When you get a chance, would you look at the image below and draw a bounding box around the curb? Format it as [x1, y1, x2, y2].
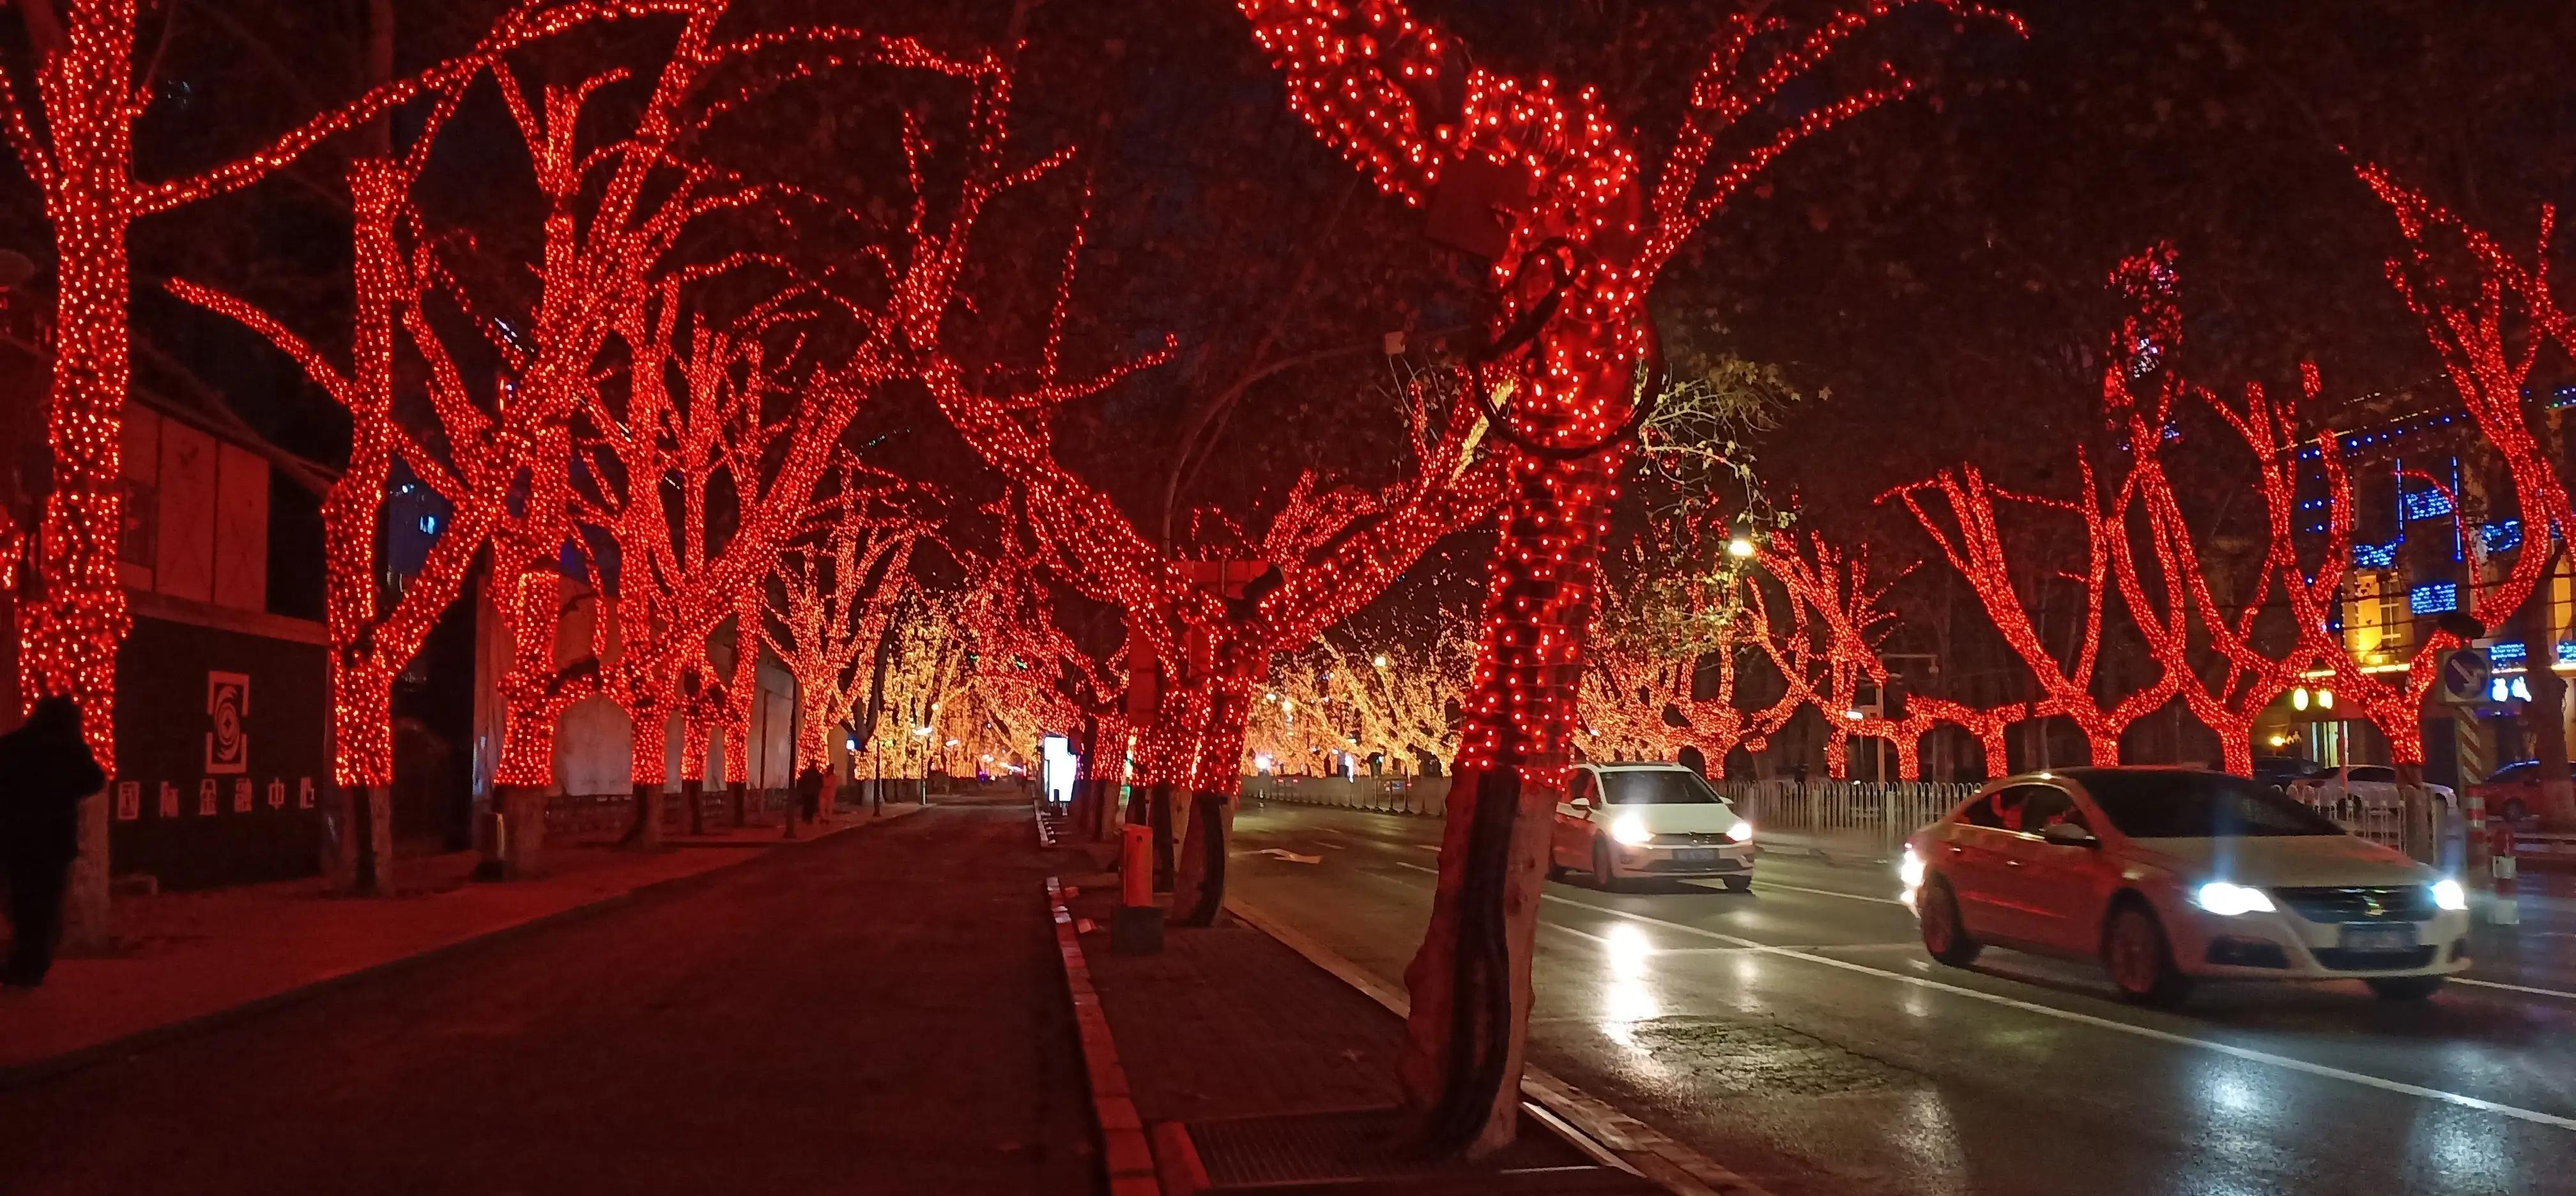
[1224, 894, 1778, 1196]
[0, 806, 916, 1091]
[1044, 875, 1160, 1196]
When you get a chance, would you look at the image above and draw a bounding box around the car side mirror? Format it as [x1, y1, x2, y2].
[2040, 822, 2099, 848]
[1568, 795, 1593, 811]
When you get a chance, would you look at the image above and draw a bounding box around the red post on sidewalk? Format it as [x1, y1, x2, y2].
[1112, 822, 1162, 954]
[2488, 820, 2520, 927]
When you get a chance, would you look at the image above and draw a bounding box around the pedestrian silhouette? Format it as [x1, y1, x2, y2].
[1, 696, 107, 988]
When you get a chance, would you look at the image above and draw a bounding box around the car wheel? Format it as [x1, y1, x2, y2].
[2103, 901, 2193, 1008]
[2501, 797, 2530, 823]
[1545, 858, 1568, 882]
[2366, 976, 2446, 1001]
[1591, 839, 1620, 891]
[1919, 876, 1981, 967]
[1719, 875, 1753, 893]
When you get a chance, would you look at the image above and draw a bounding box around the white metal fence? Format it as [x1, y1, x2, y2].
[1243, 774, 1450, 817]
[1716, 779, 1977, 861]
[2280, 782, 2457, 866]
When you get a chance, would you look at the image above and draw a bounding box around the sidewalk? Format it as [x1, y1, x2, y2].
[0, 802, 917, 1082]
[1048, 841, 1679, 1194]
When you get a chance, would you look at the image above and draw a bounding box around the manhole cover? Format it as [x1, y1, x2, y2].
[1620, 1017, 1917, 1096]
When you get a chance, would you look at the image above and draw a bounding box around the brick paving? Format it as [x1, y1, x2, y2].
[1068, 882, 1406, 1124]
[0, 795, 1095, 1195]
[0, 804, 917, 1078]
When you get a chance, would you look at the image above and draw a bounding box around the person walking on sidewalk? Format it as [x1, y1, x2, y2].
[1, 696, 107, 988]
[790, 765, 824, 839]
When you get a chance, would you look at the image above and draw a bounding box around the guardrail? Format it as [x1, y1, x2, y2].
[2280, 782, 2456, 866]
[1244, 774, 1450, 817]
[1715, 779, 1976, 862]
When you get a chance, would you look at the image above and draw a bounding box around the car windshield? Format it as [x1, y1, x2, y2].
[2347, 766, 2397, 783]
[1600, 770, 1728, 805]
[2078, 772, 2343, 838]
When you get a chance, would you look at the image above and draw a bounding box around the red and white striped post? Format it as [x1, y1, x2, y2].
[2487, 819, 2520, 927]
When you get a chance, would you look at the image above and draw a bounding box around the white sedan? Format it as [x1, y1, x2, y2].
[1549, 763, 1755, 891]
[1903, 767, 2472, 1006]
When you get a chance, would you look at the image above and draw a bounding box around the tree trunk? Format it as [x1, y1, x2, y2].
[326, 783, 396, 894]
[1171, 685, 1250, 925]
[1148, 780, 1176, 891]
[1170, 790, 1234, 925]
[1397, 762, 1555, 1156]
[728, 779, 747, 827]
[27, 84, 136, 956]
[62, 785, 111, 954]
[2527, 650, 2575, 825]
[683, 777, 706, 836]
[492, 783, 550, 879]
[622, 781, 664, 850]
[1398, 309, 1624, 1158]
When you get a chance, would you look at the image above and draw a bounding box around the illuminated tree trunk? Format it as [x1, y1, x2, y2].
[1170, 674, 1251, 926]
[622, 703, 668, 850]
[12, 8, 139, 953]
[1402, 325, 1626, 1158]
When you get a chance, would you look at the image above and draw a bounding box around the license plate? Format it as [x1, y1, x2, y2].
[2340, 923, 2418, 952]
[1674, 848, 1717, 863]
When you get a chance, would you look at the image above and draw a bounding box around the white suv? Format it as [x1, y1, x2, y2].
[1549, 763, 1755, 891]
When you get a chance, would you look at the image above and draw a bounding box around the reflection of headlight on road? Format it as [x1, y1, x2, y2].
[1610, 815, 1653, 847]
[1897, 846, 1926, 890]
[1727, 820, 1754, 843]
[2193, 882, 2275, 916]
[2433, 878, 2467, 911]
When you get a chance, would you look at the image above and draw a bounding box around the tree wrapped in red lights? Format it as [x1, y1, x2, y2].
[454, 11, 1005, 866]
[3, 0, 717, 928]
[1885, 457, 2176, 768]
[573, 284, 829, 850]
[1232, 0, 2018, 1154]
[2085, 245, 2326, 776]
[2351, 169, 2570, 806]
[763, 496, 922, 801]
[933, 338, 1503, 923]
[1584, 558, 1813, 772]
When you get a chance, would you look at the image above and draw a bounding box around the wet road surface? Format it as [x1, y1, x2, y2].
[1229, 801, 2576, 1196]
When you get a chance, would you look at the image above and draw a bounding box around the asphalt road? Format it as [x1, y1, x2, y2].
[0, 795, 1095, 1196]
[1228, 799, 2576, 1196]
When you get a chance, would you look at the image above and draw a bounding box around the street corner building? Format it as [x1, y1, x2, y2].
[101, 397, 332, 890]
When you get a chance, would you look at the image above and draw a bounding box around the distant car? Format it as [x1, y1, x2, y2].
[1549, 763, 1755, 891]
[1901, 767, 2471, 1006]
[2469, 760, 2544, 824]
[2250, 756, 2327, 788]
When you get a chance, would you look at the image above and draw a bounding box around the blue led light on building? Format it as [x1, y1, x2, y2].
[2558, 641, 2576, 664]
[2491, 641, 2528, 664]
[2352, 541, 2398, 569]
[2480, 520, 2524, 552]
[2408, 582, 2458, 615]
[2400, 489, 2454, 521]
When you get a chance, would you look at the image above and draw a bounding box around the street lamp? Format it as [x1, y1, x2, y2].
[1727, 535, 1757, 558]
[1373, 654, 1389, 669]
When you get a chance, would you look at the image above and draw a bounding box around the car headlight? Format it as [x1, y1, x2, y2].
[1609, 815, 1653, 847]
[2433, 878, 2468, 912]
[1726, 820, 1754, 843]
[2193, 882, 2275, 917]
[1897, 846, 1926, 889]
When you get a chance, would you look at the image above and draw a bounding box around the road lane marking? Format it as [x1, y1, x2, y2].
[1528, 885, 2576, 1133]
[1708, 877, 1908, 906]
[2453, 976, 2576, 1002]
